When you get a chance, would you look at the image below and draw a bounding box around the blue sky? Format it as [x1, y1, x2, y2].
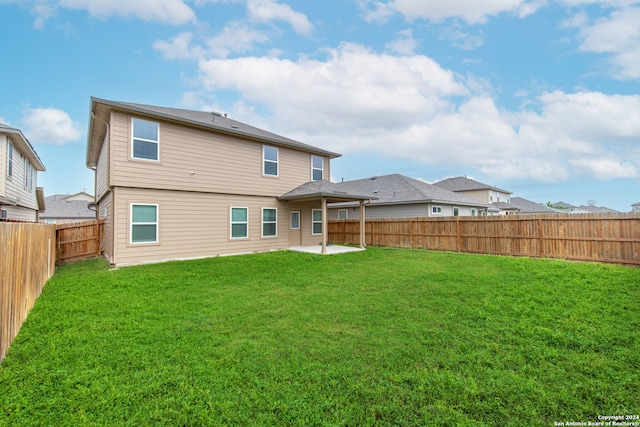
[1, 0, 639, 211]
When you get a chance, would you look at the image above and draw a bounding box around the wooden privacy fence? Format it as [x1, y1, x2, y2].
[1, 222, 56, 362]
[56, 219, 104, 265]
[329, 213, 640, 266]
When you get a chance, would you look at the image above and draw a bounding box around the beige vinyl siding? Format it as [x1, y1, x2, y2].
[110, 112, 325, 197]
[111, 187, 300, 266]
[461, 189, 490, 204]
[98, 191, 113, 263]
[96, 130, 109, 199]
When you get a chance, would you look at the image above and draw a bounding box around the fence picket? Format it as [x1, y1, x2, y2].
[329, 213, 640, 266]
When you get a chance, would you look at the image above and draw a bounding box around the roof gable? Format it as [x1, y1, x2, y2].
[336, 174, 488, 207]
[0, 123, 46, 171]
[87, 97, 340, 167]
[433, 176, 511, 194]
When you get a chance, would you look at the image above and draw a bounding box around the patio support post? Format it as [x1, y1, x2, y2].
[359, 200, 366, 249]
[321, 197, 328, 254]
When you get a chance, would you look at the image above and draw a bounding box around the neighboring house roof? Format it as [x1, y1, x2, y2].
[40, 194, 95, 220]
[87, 97, 341, 168]
[432, 176, 512, 194]
[553, 201, 576, 209]
[510, 197, 559, 214]
[330, 174, 489, 208]
[578, 205, 619, 213]
[279, 180, 376, 203]
[491, 202, 520, 212]
[0, 122, 46, 171]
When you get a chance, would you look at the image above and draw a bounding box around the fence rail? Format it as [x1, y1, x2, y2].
[56, 219, 104, 265]
[329, 213, 640, 266]
[1, 222, 56, 362]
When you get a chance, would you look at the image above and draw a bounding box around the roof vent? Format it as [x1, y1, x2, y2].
[371, 176, 378, 180]
[231, 125, 239, 129]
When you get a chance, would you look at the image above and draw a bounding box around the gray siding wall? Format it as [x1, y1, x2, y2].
[328, 203, 482, 219]
[1, 134, 39, 220]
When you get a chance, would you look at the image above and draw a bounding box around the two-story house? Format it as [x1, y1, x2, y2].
[0, 123, 46, 221]
[86, 98, 370, 266]
[433, 176, 518, 215]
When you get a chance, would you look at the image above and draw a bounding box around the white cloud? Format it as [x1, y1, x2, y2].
[574, 6, 640, 79]
[438, 21, 485, 50]
[204, 21, 269, 58]
[189, 44, 640, 183]
[361, 0, 542, 24]
[247, 0, 313, 35]
[385, 29, 419, 55]
[10, 0, 196, 27]
[22, 107, 82, 145]
[154, 23, 268, 60]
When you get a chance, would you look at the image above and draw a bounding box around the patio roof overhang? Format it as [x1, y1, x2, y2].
[279, 180, 378, 254]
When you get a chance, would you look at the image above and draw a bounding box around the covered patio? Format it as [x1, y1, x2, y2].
[279, 180, 376, 254]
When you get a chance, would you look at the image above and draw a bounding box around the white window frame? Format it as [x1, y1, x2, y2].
[312, 209, 322, 235]
[290, 211, 300, 230]
[131, 118, 160, 162]
[432, 206, 442, 215]
[7, 142, 13, 177]
[471, 209, 476, 217]
[230, 207, 249, 239]
[130, 203, 158, 244]
[261, 208, 278, 238]
[453, 207, 459, 217]
[1, 209, 7, 219]
[311, 155, 324, 181]
[263, 145, 279, 177]
[338, 209, 348, 220]
[30, 163, 34, 191]
[23, 158, 29, 189]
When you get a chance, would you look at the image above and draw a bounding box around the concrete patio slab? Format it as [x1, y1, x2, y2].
[288, 245, 364, 255]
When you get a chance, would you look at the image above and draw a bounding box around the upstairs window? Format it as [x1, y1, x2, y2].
[312, 156, 324, 181]
[24, 158, 29, 189]
[263, 146, 278, 176]
[132, 118, 159, 161]
[7, 142, 13, 177]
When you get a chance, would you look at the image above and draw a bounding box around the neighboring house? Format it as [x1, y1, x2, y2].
[86, 98, 370, 266]
[509, 197, 559, 215]
[576, 204, 619, 214]
[0, 123, 45, 221]
[551, 202, 590, 214]
[40, 192, 96, 224]
[632, 202, 640, 213]
[433, 176, 516, 215]
[327, 174, 489, 219]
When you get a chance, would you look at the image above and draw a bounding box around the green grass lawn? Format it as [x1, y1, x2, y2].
[1, 248, 638, 426]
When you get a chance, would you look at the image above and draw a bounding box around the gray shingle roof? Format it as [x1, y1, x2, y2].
[433, 176, 511, 194]
[89, 97, 340, 160]
[509, 197, 558, 214]
[279, 180, 375, 202]
[333, 174, 489, 207]
[40, 194, 95, 219]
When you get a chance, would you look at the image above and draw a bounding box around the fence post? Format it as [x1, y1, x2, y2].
[538, 217, 544, 258]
